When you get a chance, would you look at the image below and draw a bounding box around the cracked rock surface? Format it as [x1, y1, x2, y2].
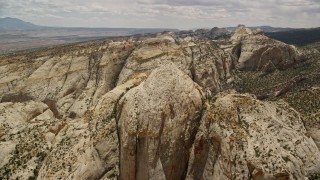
[187, 91, 320, 179]
[118, 64, 203, 180]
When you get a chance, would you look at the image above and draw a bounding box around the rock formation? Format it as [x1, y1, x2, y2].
[223, 25, 304, 72]
[118, 64, 203, 180]
[175, 27, 230, 40]
[0, 26, 319, 180]
[116, 34, 234, 95]
[187, 91, 320, 179]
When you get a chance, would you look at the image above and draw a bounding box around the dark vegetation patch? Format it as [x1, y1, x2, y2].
[68, 111, 77, 119]
[265, 28, 320, 45]
[1, 93, 33, 103]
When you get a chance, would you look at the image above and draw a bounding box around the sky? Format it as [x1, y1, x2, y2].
[0, 0, 319, 29]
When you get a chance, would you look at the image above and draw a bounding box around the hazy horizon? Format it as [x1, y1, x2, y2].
[1, 0, 319, 29]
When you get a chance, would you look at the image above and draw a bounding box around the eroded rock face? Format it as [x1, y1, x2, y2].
[0, 40, 137, 117]
[118, 64, 203, 180]
[117, 34, 235, 95]
[227, 26, 303, 71]
[36, 75, 146, 180]
[187, 91, 320, 179]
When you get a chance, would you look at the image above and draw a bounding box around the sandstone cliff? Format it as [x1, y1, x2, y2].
[0, 27, 319, 180]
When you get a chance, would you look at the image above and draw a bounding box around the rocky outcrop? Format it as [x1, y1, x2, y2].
[0, 41, 137, 116]
[225, 25, 303, 71]
[118, 64, 203, 180]
[187, 91, 320, 179]
[36, 75, 146, 180]
[117, 34, 234, 95]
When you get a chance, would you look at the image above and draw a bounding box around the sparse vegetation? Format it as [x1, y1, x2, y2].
[254, 147, 261, 157]
[27, 176, 36, 180]
[282, 156, 290, 162]
[309, 173, 320, 180]
[234, 42, 320, 127]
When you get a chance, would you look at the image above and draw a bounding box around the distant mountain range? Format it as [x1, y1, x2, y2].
[0, 17, 179, 53]
[1, 17, 319, 53]
[225, 26, 298, 32]
[0, 17, 179, 32]
[0, 17, 317, 34]
[0, 17, 40, 29]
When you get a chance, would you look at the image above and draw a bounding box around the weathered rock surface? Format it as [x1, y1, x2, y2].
[36, 73, 147, 180]
[118, 64, 203, 180]
[0, 30, 319, 179]
[224, 25, 304, 71]
[187, 91, 320, 179]
[0, 40, 137, 116]
[0, 101, 56, 179]
[117, 34, 234, 95]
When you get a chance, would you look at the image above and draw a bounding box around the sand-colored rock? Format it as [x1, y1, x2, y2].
[118, 64, 203, 180]
[225, 26, 303, 71]
[187, 91, 320, 179]
[0, 101, 56, 179]
[37, 75, 146, 180]
[117, 34, 234, 95]
[0, 41, 137, 112]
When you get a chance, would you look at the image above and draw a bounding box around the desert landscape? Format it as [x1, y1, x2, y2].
[0, 0, 320, 179]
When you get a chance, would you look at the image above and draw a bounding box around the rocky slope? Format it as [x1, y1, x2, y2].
[0, 27, 319, 179]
